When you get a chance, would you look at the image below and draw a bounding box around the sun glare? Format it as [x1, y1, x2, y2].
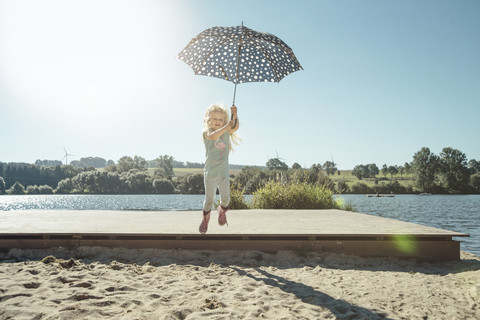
[0, 0, 190, 125]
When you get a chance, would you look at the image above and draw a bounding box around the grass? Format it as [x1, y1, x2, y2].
[172, 168, 203, 177]
[331, 170, 415, 189]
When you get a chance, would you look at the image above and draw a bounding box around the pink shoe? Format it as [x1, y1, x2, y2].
[199, 210, 211, 234]
[218, 205, 228, 226]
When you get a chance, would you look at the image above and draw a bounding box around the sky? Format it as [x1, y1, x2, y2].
[1, 0, 479, 170]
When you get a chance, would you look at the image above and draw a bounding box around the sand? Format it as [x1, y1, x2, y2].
[1, 248, 479, 320]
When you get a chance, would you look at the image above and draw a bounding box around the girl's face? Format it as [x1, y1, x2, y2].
[208, 111, 225, 130]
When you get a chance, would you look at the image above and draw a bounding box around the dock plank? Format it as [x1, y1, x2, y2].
[0, 209, 469, 261]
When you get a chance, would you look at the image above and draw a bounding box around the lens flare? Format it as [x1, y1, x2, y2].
[392, 235, 418, 254]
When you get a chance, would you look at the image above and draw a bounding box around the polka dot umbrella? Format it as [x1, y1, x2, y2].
[177, 23, 302, 123]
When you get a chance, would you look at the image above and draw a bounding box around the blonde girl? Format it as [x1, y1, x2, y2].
[199, 103, 240, 234]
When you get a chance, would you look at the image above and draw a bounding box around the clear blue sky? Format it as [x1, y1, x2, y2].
[1, 0, 479, 169]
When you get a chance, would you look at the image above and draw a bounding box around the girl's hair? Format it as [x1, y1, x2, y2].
[203, 103, 241, 152]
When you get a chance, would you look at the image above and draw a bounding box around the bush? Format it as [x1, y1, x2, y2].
[7, 181, 26, 195]
[153, 179, 175, 194]
[374, 180, 407, 194]
[228, 184, 249, 209]
[470, 173, 480, 193]
[335, 178, 349, 193]
[350, 182, 373, 194]
[26, 185, 40, 194]
[252, 181, 335, 209]
[27, 185, 54, 194]
[39, 185, 54, 194]
[174, 174, 204, 194]
[333, 196, 354, 211]
[0, 176, 5, 194]
[55, 178, 74, 194]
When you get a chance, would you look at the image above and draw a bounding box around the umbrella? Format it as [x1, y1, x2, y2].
[177, 23, 302, 124]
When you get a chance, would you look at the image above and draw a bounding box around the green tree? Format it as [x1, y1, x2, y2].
[78, 157, 107, 168]
[367, 163, 379, 178]
[322, 161, 337, 176]
[387, 165, 398, 178]
[398, 166, 405, 178]
[155, 155, 174, 180]
[381, 164, 388, 178]
[404, 162, 412, 175]
[233, 166, 262, 191]
[92, 171, 126, 194]
[470, 173, 480, 193]
[55, 178, 75, 194]
[291, 162, 302, 170]
[352, 165, 368, 180]
[153, 179, 175, 194]
[116, 156, 146, 173]
[412, 147, 439, 192]
[266, 158, 288, 171]
[186, 174, 204, 194]
[124, 170, 154, 194]
[439, 147, 470, 193]
[71, 170, 98, 193]
[468, 159, 480, 173]
[175, 173, 204, 194]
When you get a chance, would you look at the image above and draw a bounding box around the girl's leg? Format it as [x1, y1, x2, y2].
[203, 175, 218, 212]
[217, 176, 230, 226]
[218, 176, 230, 208]
[200, 175, 218, 234]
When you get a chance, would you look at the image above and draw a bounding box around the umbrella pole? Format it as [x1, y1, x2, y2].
[231, 83, 238, 128]
[232, 83, 238, 106]
[231, 22, 243, 127]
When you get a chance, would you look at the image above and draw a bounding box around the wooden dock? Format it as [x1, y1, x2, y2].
[0, 209, 469, 261]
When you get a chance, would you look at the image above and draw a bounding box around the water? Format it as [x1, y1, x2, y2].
[0, 194, 207, 211]
[338, 194, 480, 257]
[1, 194, 479, 256]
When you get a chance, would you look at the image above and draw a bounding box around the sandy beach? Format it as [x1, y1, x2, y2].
[1, 247, 479, 320]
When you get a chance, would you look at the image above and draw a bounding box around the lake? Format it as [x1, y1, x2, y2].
[1, 194, 479, 257]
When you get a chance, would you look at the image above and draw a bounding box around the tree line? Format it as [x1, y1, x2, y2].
[0, 155, 203, 195]
[1, 147, 479, 195]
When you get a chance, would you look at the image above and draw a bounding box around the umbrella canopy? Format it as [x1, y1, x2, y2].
[177, 24, 302, 104]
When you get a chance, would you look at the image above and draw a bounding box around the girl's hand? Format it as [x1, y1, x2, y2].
[231, 105, 237, 116]
[227, 119, 234, 127]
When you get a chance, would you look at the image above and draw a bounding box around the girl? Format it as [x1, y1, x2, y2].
[199, 104, 240, 234]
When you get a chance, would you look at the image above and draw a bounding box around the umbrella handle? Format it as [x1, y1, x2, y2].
[231, 82, 238, 128]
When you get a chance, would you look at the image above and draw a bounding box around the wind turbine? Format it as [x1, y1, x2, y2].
[275, 150, 286, 162]
[62, 147, 76, 165]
